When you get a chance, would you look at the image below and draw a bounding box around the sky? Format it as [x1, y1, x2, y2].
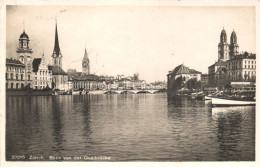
[6, 6, 256, 82]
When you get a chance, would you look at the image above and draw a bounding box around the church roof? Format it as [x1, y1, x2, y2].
[170, 64, 191, 75]
[48, 65, 67, 75]
[221, 28, 226, 35]
[6, 58, 25, 67]
[32, 58, 42, 72]
[231, 30, 237, 37]
[52, 22, 61, 56]
[83, 48, 89, 61]
[189, 69, 202, 74]
[19, 31, 29, 39]
[215, 60, 227, 66]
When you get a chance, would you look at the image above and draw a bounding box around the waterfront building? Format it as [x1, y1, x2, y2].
[67, 48, 105, 91]
[32, 53, 52, 89]
[16, 30, 33, 87]
[6, 58, 26, 89]
[208, 28, 255, 90]
[48, 22, 68, 91]
[226, 52, 256, 82]
[167, 64, 202, 96]
[167, 64, 201, 83]
[208, 28, 240, 88]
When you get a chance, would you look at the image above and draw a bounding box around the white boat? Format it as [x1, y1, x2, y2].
[205, 96, 212, 100]
[72, 90, 81, 95]
[211, 97, 255, 107]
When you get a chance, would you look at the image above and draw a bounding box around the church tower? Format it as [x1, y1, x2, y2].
[17, 29, 33, 85]
[229, 30, 239, 59]
[51, 21, 63, 68]
[82, 48, 90, 75]
[218, 28, 229, 61]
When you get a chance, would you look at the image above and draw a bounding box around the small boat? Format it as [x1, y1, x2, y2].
[204, 96, 212, 100]
[211, 97, 255, 107]
[72, 90, 81, 95]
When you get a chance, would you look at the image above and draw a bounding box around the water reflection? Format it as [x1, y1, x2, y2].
[6, 94, 255, 161]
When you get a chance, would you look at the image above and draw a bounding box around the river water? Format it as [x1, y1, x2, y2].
[6, 93, 255, 161]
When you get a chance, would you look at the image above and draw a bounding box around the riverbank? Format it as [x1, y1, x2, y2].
[6, 90, 52, 96]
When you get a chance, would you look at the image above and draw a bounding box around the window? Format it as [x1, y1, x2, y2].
[16, 74, 18, 80]
[21, 74, 23, 80]
[248, 65, 250, 68]
[28, 75, 30, 80]
[11, 83, 14, 89]
[11, 73, 13, 80]
[21, 83, 24, 88]
[245, 65, 246, 69]
[16, 83, 19, 89]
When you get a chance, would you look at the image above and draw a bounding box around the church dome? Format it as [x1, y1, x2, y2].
[221, 29, 226, 35]
[220, 28, 227, 43]
[19, 31, 29, 39]
[231, 30, 237, 37]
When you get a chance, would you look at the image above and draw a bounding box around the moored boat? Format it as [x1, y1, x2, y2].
[211, 97, 255, 107]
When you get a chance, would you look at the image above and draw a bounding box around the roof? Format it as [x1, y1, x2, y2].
[48, 65, 67, 75]
[189, 69, 201, 74]
[170, 64, 191, 75]
[231, 30, 236, 37]
[221, 28, 226, 35]
[52, 22, 61, 56]
[215, 60, 227, 66]
[71, 74, 101, 81]
[6, 58, 25, 67]
[19, 31, 29, 39]
[32, 58, 42, 72]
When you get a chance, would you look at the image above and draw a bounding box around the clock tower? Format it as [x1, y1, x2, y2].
[82, 48, 90, 75]
[51, 21, 63, 68]
[17, 30, 33, 86]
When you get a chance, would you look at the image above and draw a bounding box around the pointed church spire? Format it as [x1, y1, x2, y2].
[83, 47, 89, 60]
[53, 20, 61, 56]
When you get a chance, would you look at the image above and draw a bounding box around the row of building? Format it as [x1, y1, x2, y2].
[167, 28, 256, 93]
[6, 22, 166, 91]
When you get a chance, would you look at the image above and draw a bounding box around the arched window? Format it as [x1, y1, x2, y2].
[28, 75, 30, 80]
[21, 74, 23, 81]
[11, 73, 13, 80]
[16, 83, 19, 89]
[11, 83, 14, 89]
[21, 83, 24, 89]
[16, 74, 18, 80]
[54, 59, 57, 65]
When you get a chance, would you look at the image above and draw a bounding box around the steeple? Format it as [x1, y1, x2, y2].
[51, 20, 63, 67]
[53, 20, 61, 56]
[82, 47, 90, 75]
[218, 27, 229, 61]
[83, 47, 89, 60]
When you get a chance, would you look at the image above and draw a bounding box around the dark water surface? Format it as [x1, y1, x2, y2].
[6, 93, 255, 161]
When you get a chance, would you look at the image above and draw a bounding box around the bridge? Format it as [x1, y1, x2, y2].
[89, 90, 158, 94]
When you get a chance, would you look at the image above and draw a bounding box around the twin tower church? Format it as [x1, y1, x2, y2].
[6, 21, 91, 91]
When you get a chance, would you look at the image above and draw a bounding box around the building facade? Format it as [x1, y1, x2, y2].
[32, 53, 53, 89]
[6, 58, 26, 89]
[226, 53, 256, 82]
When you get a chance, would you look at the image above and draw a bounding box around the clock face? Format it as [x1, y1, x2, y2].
[82, 61, 88, 67]
[27, 57, 31, 61]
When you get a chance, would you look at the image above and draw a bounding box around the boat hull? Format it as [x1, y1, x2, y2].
[211, 97, 255, 107]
